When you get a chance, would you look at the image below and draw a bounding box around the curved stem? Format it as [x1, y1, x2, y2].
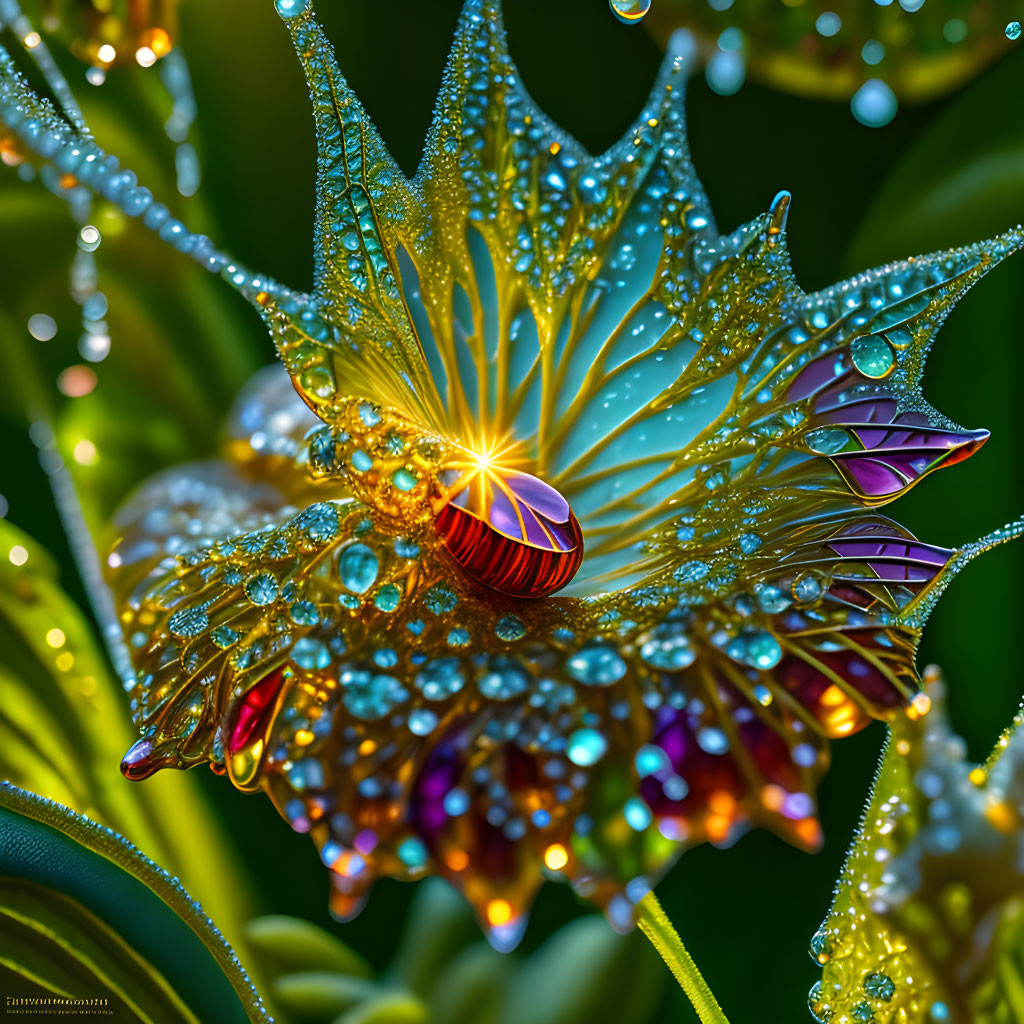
[637, 892, 730, 1024]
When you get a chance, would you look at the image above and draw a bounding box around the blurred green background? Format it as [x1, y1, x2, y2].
[1, 1, 1023, 1020]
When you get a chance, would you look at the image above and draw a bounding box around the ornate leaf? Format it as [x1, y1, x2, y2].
[811, 669, 1024, 1024]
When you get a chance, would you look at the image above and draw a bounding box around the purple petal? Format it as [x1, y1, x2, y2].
[503, 470, 570, 523]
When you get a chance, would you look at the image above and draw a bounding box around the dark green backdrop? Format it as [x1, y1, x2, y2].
[1, 1, 1022, 1019]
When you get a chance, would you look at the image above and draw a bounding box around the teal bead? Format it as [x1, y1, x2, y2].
[391, 467, 418, 491]
[375, 583, 402, 612]
[339, 544, 378, 594]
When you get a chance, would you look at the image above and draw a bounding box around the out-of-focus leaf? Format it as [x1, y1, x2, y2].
[390, 879, 478, 998]
[244, 915, 373, 981]
[500, 917, 665, 1024]
[429, 943, 508, 1024]
[0, 782, 269, 1022]
[331, 993, 429, 1024]
[0, 518, 254, 958]
[846, 48, 1024, 270]
[811, 668, 1024, 1023]
[271, 972, 378, 1022]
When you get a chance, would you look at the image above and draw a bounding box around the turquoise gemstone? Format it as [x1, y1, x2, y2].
[289, 601, 319, 626]
[391, 467, 418, 491]
[296, 502, 339, 542]
[375, 583, 402, 612]
[211, 626, 239, 649]
[494, 615, 526, 642]
[424, 584, 458, 615]
[168, 606, 208, 637]
[351, 449, 374, 472]
[244, 573, 278, 606]
[339, 543, 378, 593]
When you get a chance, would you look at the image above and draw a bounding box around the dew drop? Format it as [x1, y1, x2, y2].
[850, 334, 895, 377]
[851, 79, 898, 127]
[609, 0, 651, 25]
[28, 313, 57, 341]
[1007, 21, 1022, 41]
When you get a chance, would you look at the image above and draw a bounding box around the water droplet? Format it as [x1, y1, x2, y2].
[815, 11, 841, 36]
[291, 637, 331, 670]
[851, 79, 898, 128]
[495, 615, 526, 642]
[415, 658, 465, 700]
[697, 726, 729, 754]
[863, 974, 895, 1002]
[851, 334, 895, 377]
[27, 313, 57, 341]
[861, 40, 885, 65]
[340, 668, 408, 719]
[478, 657, 530, 700]
[447, 628, 470, 647]
[850, 1003, 875, 1023]
[806, 427, 850, 455]
[408, 708, 439, 735]
[635, 745, 670, 777]
[807, 980, 831, 1023]
[567, 643, 627, 685]
[808, 928, 832, 963]
[942, 19, 966, 44]
[1007, 21, 1022, 41]
[275, 0, 310, 18]
[706, 49, 745, 96]
[609, 0, 651, 24]
[793, 573, 825, 603]
[299, 364, 335, 400]
[397, 836, 428, 868]
[624, 796, 652, 830]
[567, 728, 608, 766]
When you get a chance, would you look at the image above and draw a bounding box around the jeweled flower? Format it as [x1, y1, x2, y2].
[2, 0, 1020, 951]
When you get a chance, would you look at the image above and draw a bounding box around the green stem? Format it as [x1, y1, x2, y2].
[637, 892, 730, 1024]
